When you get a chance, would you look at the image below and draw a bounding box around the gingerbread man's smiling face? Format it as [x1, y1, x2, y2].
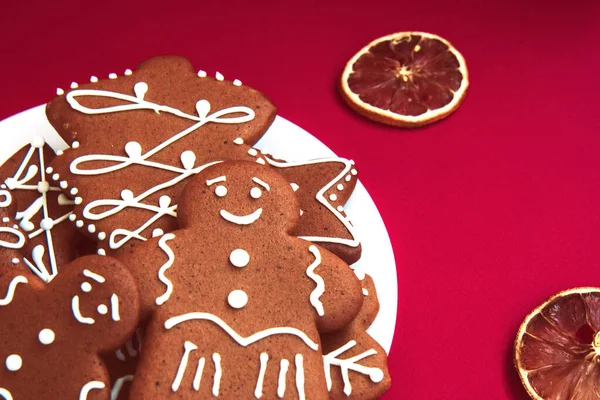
[179, 161, 300, 234]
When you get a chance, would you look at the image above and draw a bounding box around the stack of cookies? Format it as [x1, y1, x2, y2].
[0, 56, 391, 399]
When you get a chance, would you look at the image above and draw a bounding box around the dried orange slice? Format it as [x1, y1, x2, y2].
[515, 287, 600, 399]
[341, 32, 468, 127]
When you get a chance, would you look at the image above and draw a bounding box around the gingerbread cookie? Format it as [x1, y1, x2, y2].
[321, 273, 391, 399]
[114, 160, 363, 398]
[0, 136, 85, 282]
[46, 56, 277, 254]
[263, 154, 362, 264]
[0, 255, 140, 399]
[0, 202, 27, 267]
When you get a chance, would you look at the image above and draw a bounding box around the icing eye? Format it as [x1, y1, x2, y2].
[215, 185, 227, 197]
[250, 187, 262, 199]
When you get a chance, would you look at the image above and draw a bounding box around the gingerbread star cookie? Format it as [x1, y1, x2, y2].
[0, 137, 87, 281]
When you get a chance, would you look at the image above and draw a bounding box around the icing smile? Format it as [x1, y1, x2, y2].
[220, 208, 263, 225]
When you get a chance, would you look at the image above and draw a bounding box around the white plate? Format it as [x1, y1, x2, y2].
[0, 105, 398, 353]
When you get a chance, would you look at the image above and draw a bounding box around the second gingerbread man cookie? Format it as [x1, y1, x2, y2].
[118, 160, 364, 398]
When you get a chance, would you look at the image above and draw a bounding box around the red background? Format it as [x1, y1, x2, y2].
[2, 0, 600, 398]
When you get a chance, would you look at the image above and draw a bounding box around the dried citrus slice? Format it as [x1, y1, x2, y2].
[515, 287, 600, 399]
[341, 32, 468, 127]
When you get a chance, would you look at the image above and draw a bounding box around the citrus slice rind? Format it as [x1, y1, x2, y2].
[515, 287, 600, 400]
[341, 31, 469, 127]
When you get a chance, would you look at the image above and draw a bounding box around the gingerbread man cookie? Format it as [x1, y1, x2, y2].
[0, 255, 140, 399]
[116, 160, 364, 398]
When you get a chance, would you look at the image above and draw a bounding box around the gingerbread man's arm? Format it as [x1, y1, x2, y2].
[306, 244, 363, 333]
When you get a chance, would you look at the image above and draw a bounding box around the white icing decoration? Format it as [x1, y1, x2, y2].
[337, 184, 344, 191]
[88, 224, 96, 233]
[97, 249, 106, 256]
[66, 81, 254, 249]
[152, 228, 164, 238]
[306, 246, 325, 316]
[115, 349, 126, 362]
[229, 249, 250, 268]
[233, 137, 244, 145]
[69, 214, 77, 221]
[212, 353, 222, 396]
[1, 217, 9, 223]
[71, 187, 79, 195]
[233, 79, 242, 86]
[215, 71, 224, 81]
[323, 340, 384, 395]
[72, 141, 80, 148]
[265, 156, 360, 248]
[252, 177, 270, 191]
[81, 282, 92, 292]
[38, 328, 55, 345]
[290, 183, 299, 192]
[351, 169, 358, 175]
[255, 353, 269, 398]
[76, 220, 84, 228]
[79, 381, 105, 400]
[97, 304, 108, 315]
[180, 150, 196, 170]
[256, 158, 266, 165]
[277, 359, 289, 398]
[329, 193, 337, 202]
[193, 357, 206, 391]
[250, 187, 262, 199]
[90, 76, 98, 83]
[109, 73, 117, 79]
[72, 296, 95, 324]
[295, 354, 306, 400]
[0, 388, 13, 400]
[206, 176, 226, 186]
[111, 294, 120, 321]
[220, 208, 262, 225]
[172, 341, 197, 391]
[228, 289, 248, 309]
[98, 232, 107, 240]
[56, 88, 64, 95]
[156, 233, 176, 306]
[110, 375, 133, 400]
[11, 258, 19, 265]
[337, 206, 344, 212]
[0, 276, 28, 306]
[83, 269, 105, 283]
[124, 69, 133, 76]
[0, 227, 26, 250]
[363, 288, 369, 296]
[165, 312, 318, 350]
[197, 70, 207, 77]
[57, 194, 74, 206]
[5, 355, 22, 371]
[248, 148, 258, 156]
[5, 140, 73, 282]
[215, 185, 228, 197]
[125, 338, 137, 357]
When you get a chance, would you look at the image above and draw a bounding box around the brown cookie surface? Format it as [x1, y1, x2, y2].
[321, 273, 392, 399]
[115, 161, 363, 398]
[0, 255, 140, 399]
[47, 56, 277, 254]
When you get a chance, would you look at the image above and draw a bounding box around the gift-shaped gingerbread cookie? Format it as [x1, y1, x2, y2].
[0, 255, 140, 399]
[117, 160, 364, 398]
